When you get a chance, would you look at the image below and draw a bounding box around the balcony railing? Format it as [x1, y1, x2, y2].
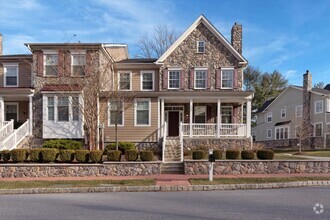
[181, 123, 247, 137]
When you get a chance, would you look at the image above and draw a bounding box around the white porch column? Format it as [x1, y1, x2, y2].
[161, 98, 165, 137]
[28, 95, 33, 135]
[189, 99, 193, 138]
[217, 99, 221, 138]
[246, 99, 252, 137]
[0, 97, 4, 126]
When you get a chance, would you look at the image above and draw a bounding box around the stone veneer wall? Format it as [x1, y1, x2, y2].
[183, 137, 252, 150]
[255, 137, 324, 149]
[0, 162, 161, 178]
[184, 160, 330, 175]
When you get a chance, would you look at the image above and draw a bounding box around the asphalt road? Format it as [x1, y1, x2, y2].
[0, 187, 329, 220]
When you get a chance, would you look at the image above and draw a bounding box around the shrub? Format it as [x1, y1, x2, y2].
[125, 149, 138, 161]
[183, 148, 192, 157]
[213, 150, 222, 159]
[90, 150, 103, 163]
[1, 150, 11, 162]
[140, 150, 154, 161]
[192, 150, 205, 160]
[226, 150, 240, 159]
[41, 148, 59, 162]
[59, 150, 75, 162]
[241, 150, 255, 160]
[11, 149, 28, 162]
[75, 150, 90, 163]
[105, 142, 135, 154]
[42, 139, 83, 150]
[29, 148, 43, 162]
[107, 150, 121, 161]
[257, 149, 274, 160]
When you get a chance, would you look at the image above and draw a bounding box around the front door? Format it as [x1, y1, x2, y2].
[168, 111, 179, 136]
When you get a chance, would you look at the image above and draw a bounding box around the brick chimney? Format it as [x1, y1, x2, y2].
[0, 33, 2, 56]
[302, 70, 313, 146]
[231, 22, 242, 54]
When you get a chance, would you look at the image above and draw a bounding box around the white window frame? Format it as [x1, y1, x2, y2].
[281, 109, 286, 118]
[266, 112, 272, 123]
[315, 100, 324, 114]
[267, 129, 272, 138]
[275, 126, 290, 140]
[43, 51, 58, 76]
[196, 40, 205, 53]
[194, 68, 207, 89]
[134, 98, 151, 126]
[47, 96, 55, 121]
[168, 68, 180, 89]
[194, 105, 207, 123]
[118, 71, 132, 91]
[108, 101, 124, 127]
[71, 51, 86, 76]
[221, 106, 233, 124]
[314, 122, 323, 137]
[71, 96, 80, 121]
[57, 96, 69, 122]
[296, 105, 302, 117]
[221, 67, 234, 89]
[140, 70, 155, 91]
[327, 99, 330, 112]
[4, 102, 19, 121]
[3, 63, 19, 87]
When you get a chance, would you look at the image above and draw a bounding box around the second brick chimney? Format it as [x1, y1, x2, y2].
[231, 23, 242, 54]
[302, 70, 313, 146]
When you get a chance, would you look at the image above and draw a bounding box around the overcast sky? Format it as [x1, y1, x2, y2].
[1, 0, 330, 86]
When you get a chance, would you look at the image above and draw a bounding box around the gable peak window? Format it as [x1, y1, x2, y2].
[221, 68, 234, 89]
[197, 41, 205, 53]
[281, 109, 286, 118]
[266, 112, 272, 123]
[45, 53, 58, 76]
[194, 68, 207, 89]
[119, 72, 131, 91]
[72, 53, 86, 76]
[4, 64, 18, 86]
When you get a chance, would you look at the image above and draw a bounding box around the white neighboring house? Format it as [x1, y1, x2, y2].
[252, 72, 330, 148]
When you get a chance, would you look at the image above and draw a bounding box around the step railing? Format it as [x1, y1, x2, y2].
[0, 120, 14, 141]
[162, 121, 167, 162]
[1, 120, 30, 150]
[179, 122, 183, 162]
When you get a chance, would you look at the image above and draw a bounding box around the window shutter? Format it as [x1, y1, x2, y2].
[207, 105, 212, 122]
[64, 51, 71, 76]
[85, 50, 92, 76]
[216, 68, 221, 89]
[233, 69, 238, 89]
[162, 69, 168, 89]
[207, 68, 211, 89]
[180, 70, 185, 89]
[233, 107, 238, 123]
[190, 68, 194, 89]
[58, 50, 64, 77]
[37, 51, 44, 76]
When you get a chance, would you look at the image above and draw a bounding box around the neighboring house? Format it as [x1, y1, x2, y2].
[0, 15, 254, 161]
[252, 71, 330, 149]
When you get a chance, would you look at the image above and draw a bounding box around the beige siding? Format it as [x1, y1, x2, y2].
[101, 97, 159, 142]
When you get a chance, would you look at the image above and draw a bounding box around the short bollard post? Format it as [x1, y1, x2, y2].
[208, 149, 215, 182]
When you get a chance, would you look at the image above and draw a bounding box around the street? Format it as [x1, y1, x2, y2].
[0, 187, 329, 220]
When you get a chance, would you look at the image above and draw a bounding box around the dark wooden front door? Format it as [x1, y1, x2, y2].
[168, 111, 179, 136]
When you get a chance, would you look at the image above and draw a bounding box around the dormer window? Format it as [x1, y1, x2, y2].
[197, 41, 205, 53]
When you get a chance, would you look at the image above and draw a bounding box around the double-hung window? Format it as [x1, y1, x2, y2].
[168, 70, 180, 89]
[221, 106, 232, 123]
[57, 97, 69, 121]
[296, 105, 302, 117]
[119, 72, 131, 90]
[197, 41, 205, 53]
[109, 101, 124, 126]
[275, 126, 289, 140]
[72, 97, 79, 121]
[281, 109, 286, 118]
[141, 71, 154, 91]
[315, 100, 323, 114]
[4, 64, 18, 86]
[221, 68, 233, 89]
[72, 54, 86, 76]
[194, 69, 207, 89]
[267, 129, 272, 138]
[194, 106, 206, 123]
[135, 99, 150, 126]
[45, 54, 58, 76]
[47, 97, 54, 121]
[266, 112, 272, 123]
[314, 123, 323, 137]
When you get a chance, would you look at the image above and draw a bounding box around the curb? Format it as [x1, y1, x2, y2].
[1, 181, 330, 195]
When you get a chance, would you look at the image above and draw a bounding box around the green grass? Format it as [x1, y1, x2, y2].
[274, 153, 309, 160]
[190, 177, 330, 185]
[0, 179, 155, 189]
[301, 151, 330, 157]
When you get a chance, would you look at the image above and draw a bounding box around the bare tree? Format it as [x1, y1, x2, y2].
[314, 82, 325, 89]
[137, 25, 179, 58]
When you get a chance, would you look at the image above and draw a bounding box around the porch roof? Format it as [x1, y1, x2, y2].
[0, 87, 34, 96]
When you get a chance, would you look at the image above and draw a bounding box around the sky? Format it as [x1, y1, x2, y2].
[0, 0, 330, 86]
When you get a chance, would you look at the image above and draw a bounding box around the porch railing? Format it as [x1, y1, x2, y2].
[162, 121, 167, 162]
[0, 120, 14, 142]
[181, 123, 246, 137]
[1, 120, 30, 150]
[179, 122, 183, 162]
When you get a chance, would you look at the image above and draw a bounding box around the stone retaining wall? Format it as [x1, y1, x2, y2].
[0, 162, 161, 178]
[184, 160, 330, 175]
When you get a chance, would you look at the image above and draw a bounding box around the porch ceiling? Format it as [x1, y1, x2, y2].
[0, 88, 34, 99]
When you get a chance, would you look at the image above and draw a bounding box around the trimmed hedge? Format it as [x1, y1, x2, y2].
[59, 150, 75, 162]
[42, 139, 83, 150]
[257, 149, 274, 160]
[125, 149, 138, 161]
[1, 150, 11, 162]
[105, 142, 135, 154]
[90, 150, 103, 163]
[41, 148, 59, 162]
[226, 150, 240, 159]
[140, 150, 153, 161]
[192, 150, 205, 160]
[107, 150, 121, 161]
[241, 150, 255, 160]
[75, 150, 90, 163]
[213, 150, 222, 159]
[11, 149, 28, 162]
[29, 148, 43, 162]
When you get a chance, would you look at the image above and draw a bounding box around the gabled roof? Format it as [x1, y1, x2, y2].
[256, 98, 275, 113]
[116, 58, 157, 64]
[156, 14, 248, 65]
[291, 85, 330, 95]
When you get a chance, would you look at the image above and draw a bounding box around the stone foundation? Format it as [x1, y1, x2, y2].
[183, 137, 252, 150]
[184, 160, 330, 175]
[255, 137, 324, 150]
[0, 162, 161, 178]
